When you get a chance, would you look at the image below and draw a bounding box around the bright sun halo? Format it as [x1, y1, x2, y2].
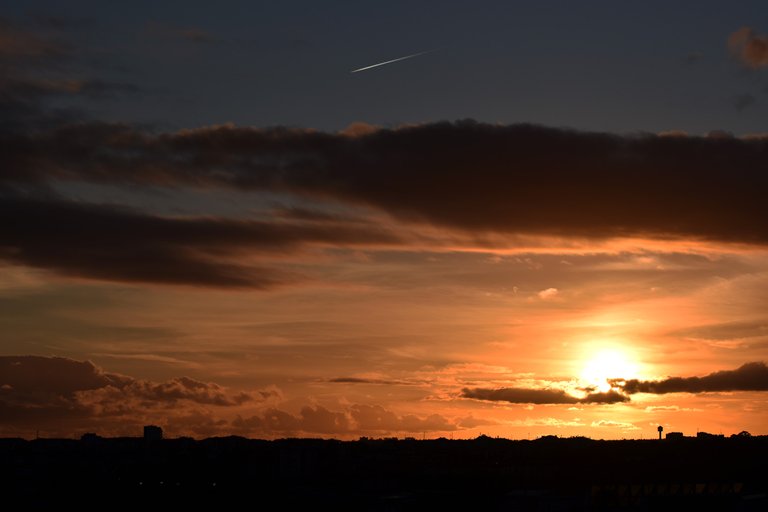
[580, 349, 638, 393]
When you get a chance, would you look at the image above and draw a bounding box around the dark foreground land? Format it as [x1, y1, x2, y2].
[1, 435, 767, 511]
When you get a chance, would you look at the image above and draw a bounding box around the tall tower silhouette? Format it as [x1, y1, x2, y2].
[657, 425, 663, 440]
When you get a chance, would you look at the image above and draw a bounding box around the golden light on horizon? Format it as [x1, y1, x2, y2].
[580, 348, 640, 393]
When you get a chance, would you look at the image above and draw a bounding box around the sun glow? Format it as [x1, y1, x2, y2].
[580, 349, 639, 393]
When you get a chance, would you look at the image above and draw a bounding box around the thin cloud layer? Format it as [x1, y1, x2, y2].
[0, 194, 402, 288]
[0, 18, 141, 132]
[461, 387, 629, 404]
[4, 122, 768, 244]
[232, 404, 457, 436]
[463, 362, 768, 405]
[614, 361, 768, 394]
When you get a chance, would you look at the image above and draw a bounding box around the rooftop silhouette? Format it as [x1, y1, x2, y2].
[1, 433, 766, 510]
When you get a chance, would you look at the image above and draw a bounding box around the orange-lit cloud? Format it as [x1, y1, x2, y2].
[232, 404, 458, 436]
[728, 27, 768, 68]
[461, 387, 629, 404]
[0, 356, 277, 432]
[0, 356, 478, 438]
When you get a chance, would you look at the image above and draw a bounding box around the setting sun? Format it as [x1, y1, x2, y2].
[580, 349, 639, 393]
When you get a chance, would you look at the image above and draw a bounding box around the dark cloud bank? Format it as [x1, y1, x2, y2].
[462, 362, 768, 405]
[2, 121, 768, 287]
[0, 194, 402, 288]
[4, 121, 768, 243]
[615, 361, 768, 395]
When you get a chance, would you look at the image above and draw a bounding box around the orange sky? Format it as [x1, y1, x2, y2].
[2, 231, 767, 440]
[1, 14, 768, 440]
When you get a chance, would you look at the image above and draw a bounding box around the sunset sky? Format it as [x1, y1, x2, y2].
[2, 1, 768, 440]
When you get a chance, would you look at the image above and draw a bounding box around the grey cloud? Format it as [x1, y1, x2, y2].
[462, 387, 581, 404]
[328, 377, 412, 385]
[461, 387, 629, 404]
[615, 362, 768, 394]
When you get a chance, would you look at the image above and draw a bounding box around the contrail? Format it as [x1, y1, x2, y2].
[351, 50, 435, 73]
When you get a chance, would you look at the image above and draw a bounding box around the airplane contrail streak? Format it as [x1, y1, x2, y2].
[350, 50, 435, 73]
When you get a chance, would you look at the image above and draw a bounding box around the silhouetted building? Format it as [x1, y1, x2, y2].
[1, 435, 766, 508]
[143, 425, 163, 441]
[80, 433, 102, 442]
[665, 432, 684, 440]
[697, 431, 724, 439]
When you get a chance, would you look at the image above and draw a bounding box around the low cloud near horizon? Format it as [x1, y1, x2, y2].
[461, 362, 768, 405]
[0, 355, 470, 438]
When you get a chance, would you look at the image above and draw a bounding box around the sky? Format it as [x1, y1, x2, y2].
[1, 1, 768, 440]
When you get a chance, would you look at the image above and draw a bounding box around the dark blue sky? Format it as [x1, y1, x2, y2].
[5, 0, 767, 133]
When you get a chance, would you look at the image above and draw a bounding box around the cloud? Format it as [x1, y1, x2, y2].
[0, 355, 127, 394]
[581, 390, 630, 404]
[0, 356, 460, 438]
[0, 355, 277, 435]
[462, 387, 580, 404]
[4, 122, 768, 245]
[614, 362, 768, 394]
[232, 404, 457, 436]
[0, 193, 403, 288]
[643, 405, 699, 412]
[537, 287, 559, 300]
[728, 27, 768, 69]
[591, 420, 639, 430]
[93, 376, 257, 407]
[460, 387, 628, 404]
[670, 321, 768, 341]
[457, 415, 498, 428]
[352, 404, 456, 432]
[328, 377, 411, 385]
